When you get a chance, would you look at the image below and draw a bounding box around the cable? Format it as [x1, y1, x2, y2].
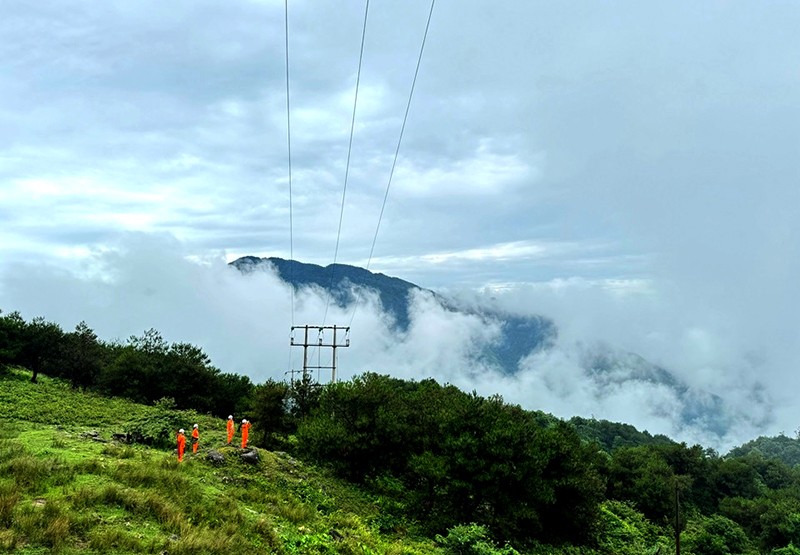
[284, 0, 296, 375]
[320, 0, 371, 328]
[348, 0, 436, 328]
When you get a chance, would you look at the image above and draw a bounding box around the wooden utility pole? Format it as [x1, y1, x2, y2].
[289, 325, 350, 384]
[675, 480, 681, 555]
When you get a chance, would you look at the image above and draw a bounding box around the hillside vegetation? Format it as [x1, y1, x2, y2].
[0, 368, 440, 554]
[5, 309, 800, 554]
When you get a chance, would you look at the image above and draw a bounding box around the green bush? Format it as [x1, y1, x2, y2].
[596, 500, 668, 555]
[0, 484, 19, 528]
[683, 513, 757, 555]
[124, 398, 199, 449]
[772, 544, 800, 555]
[436, 523, 520, 555]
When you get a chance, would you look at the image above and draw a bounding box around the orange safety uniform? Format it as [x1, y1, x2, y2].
[227, 417, 234, 444]
[241, 420, 251, 449]
[177, 431, 186, 462]
[192, 427, 199, 453]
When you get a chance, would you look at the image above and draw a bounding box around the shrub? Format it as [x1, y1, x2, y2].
[0, 485, 18, 528]
[436, 523, 520, 555]
[773, 544, 800, 555]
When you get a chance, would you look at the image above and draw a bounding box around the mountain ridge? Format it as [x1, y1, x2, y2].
[229, 256, 767, 445]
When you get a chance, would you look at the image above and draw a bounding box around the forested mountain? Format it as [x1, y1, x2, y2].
[232, 255, 557, 373]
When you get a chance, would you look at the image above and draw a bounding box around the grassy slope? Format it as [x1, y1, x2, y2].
[0, 369, 440, 554]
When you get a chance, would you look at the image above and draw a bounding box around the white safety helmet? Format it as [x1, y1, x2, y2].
[178, 429, 184, 434]
[228, 415, 233, 420]
[242, 419, 247, 424]
[193, 424, 198, 429]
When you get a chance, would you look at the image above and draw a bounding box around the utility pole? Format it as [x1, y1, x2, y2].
[675, 480, 681, 555]
[289, 325, 350, 384]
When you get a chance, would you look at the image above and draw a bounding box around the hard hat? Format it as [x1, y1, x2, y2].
[193, 424, 198, 428]
[228, 415, 233, 419]
[179, 429, 184, 434]
[242, 419, 247, 423]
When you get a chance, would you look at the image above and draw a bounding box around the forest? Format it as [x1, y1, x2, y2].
[3, 308, 800, 554]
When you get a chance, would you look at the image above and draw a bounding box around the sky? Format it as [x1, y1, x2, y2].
[2, 1, 800, 450]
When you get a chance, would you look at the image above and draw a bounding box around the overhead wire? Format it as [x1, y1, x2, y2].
[282, 0, 436, 375]
[320, 0, 371, 328]
[284, 0, 296, 376]
[348, 0, 436, 328]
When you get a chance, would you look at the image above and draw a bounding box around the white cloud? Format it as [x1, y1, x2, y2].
[394, 139, 537, 197]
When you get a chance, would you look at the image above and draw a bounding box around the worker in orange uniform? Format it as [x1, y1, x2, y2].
[241, 419, 251, 448]
[227, 415, 234, 444]
[191, 423, 199, 453]
[177, 428, 186, 462]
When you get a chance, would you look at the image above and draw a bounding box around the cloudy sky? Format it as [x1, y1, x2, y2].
[2, 1, 799, 449]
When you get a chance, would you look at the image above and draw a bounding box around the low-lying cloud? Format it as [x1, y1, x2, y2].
[1, 232, 791, 452]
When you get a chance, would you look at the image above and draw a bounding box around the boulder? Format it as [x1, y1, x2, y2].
[206, 449, 225, 465]
[240, 448, 260, 465]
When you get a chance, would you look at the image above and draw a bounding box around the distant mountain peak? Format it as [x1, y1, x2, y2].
[230, 256, 421, 329]
[229, 256, 555, 371]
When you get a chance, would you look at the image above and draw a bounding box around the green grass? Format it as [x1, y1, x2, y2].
[0, 369, 442, 554]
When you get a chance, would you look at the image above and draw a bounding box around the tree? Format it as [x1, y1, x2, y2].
[296, 373, 605, 547]
[288, 373, 322, 421]
[163, 342, 219, 411]
[18, 317, 64, 383]
[210, 372, 254, 419]
[607, 446, 676, 522]
[250, 379, 290, 448]
[682, 514, 756, 555]
[61, 321, 104, 389]
[99, 345, 150, 403]
[0, 310, 25, 369]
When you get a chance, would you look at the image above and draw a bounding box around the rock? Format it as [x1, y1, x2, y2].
[206, 450, 225, 465]
[329, 529, 344, 541]
[240, 448, 260, 465]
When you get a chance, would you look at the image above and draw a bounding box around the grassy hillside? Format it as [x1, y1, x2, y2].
[0, 368, 440, 554]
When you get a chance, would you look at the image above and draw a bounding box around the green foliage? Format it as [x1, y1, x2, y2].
[15, 308, 800, 554]
[595, 500, 669, 555]
[606, 445, 676, 522]
[0, 373, 443, 554]
[251, 379, 292, 448]
[0, 311, 257, 420]
[60, 320, 104, 389]
[0, 310, 24, 368]
[436, 523, 520, 555]
[719, 491, 800, 552]
[297, 373, 605, 547]
[729, 434, 800, 467]
[289, 372, 322, 420]
[570, 416, 674, 452]
[737, 451, 796, 490]
[18, 316, 64, 384]
[772, 543, 800, 555]
[0, 483, 19, 528]
[682, 513, 756, 555]
[712, 457, 763, 501]
[124, 398, 200, 449]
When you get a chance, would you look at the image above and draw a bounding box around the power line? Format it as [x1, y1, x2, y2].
[322, 0, 371, 327]
[284, 0, 296, 372]
[349, 0, 436, 328]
